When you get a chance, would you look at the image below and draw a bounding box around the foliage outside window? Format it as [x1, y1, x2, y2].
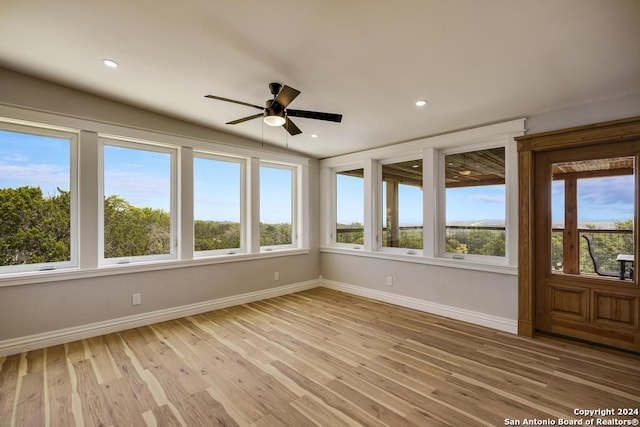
[445, 147, 506, 257]
[102, 140, 175, 261]
[260, 163, 295, 248]
[336, 168, 364, 245]
[0, 127, 76, 271]
[551, 157, 635, 276]
[194, 155, 243, 254]
[381, 160, 423, 250]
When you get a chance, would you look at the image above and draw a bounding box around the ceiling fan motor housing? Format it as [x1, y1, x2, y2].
[269, 82, 283, 96]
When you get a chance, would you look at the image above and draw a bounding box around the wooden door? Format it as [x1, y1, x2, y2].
[533, 141, 640, 351]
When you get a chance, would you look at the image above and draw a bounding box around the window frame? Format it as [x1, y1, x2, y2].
[98, 135, 178, 265]
[259, 161, 298, 251]
[333, 164, 366, 249]
[378, 155, 424, 256]
[192, 152, 247, 257]
[438, 143, 508, 263]
[0, 120, 79, 274]
[320, 119, 524, 274]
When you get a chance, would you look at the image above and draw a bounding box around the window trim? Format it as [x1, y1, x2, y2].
[192, 152, 247, 257]
[259, 161, 298, 251]
[0, 105, 311, 285]
[333, 164, 366, 249]
[98, 135, 178, 265]
[0, 120, 79, 274]
[378, 154, 424, 255]
[320, 118, 525, 272]
[438, 143, 508, 262]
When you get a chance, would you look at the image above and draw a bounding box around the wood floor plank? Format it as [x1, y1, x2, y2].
[45, 345, 75, 427]
[0, 354, 20, 423]
[1, 288, 639, 427]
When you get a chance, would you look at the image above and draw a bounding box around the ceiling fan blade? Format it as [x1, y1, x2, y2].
[283, 117, 302, 136]
[274, 85, 301, 108]
[286, 109, 342, 123]
[226, 113, 263, 125]
[205, 95, 264, 110]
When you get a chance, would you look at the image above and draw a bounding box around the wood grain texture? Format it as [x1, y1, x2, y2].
[1, 288, 638, 426]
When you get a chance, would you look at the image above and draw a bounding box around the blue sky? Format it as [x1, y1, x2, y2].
[1, 130, 635, 226]
[0, 130, 293, 223]
[0, 130, 70, 196]
[552, 175, 634, 224]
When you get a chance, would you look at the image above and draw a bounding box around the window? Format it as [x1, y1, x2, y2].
[101, 138, 176, 263]
[335, 168, 364, 245]
[0, 124, 77, 272]
[551, 156, 635, 277]
[193, 154, 244, 255]
[260, 163, 295, 249]
[444, 147, 506, 257]
[381, 159, 423, 250]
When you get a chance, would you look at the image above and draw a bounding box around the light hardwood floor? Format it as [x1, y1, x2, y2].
[1, 288, 639, 426]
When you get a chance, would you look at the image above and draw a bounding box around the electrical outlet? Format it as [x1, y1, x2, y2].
[132, 293, 141, 305]
[386, 276, 393, 286]
[274, 271, 280, 281]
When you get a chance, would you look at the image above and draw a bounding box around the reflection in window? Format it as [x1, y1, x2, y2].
[0, 128, 74, 270]
[445, 147, 505, 257]
[194, 156, 242, 253]
[336, 168, 364, 245]
[260, 164, 294, 247]
[381, 160, 423, 250]
[103, 142, 174, 260]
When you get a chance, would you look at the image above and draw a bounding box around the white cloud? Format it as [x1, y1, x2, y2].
[470, 193, 504, 204]
[0, 162, 69, 193]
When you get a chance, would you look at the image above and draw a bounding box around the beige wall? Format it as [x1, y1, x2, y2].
[0, 67, 320, 342]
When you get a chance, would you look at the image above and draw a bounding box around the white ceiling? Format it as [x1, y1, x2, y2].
[1, 0, 639, 158]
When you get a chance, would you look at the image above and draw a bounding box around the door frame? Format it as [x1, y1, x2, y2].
[516, 116, 640, 338]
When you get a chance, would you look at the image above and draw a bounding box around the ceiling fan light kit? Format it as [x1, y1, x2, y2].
[205, 82, 342, 136]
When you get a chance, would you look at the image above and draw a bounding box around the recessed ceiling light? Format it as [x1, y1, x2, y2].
[411, 164, 419, 168]
[310, 134, 318, 138]
[415, 100, 427, 107]
[103, 59, 118, 68]
[459, 170, 472, 176]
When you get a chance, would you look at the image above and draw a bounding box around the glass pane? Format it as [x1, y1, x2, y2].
[103, 144, 172, 258]
[445, 148, 505, 256]
[336, 168, 364, 244]
[382, 160, 423, 249]
[194, 157, 242, 252]
[0, 130, 71, 266]
[551, 180, 565, 271]
[260, 165, 293, 247]
[552, 156, 635, 279]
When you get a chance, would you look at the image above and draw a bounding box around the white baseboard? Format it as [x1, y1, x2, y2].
[319, 279, 518, 334]
[0, 280, 319, 357]
[0, 278, 517, 357]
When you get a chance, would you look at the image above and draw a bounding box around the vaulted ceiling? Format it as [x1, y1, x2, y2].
[1, 1, 639, 158]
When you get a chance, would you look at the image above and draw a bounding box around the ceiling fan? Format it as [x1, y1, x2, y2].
[205, 82, 342, 136]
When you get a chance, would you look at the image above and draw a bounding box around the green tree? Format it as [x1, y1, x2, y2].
[103, 195, 170, 257]
[0, 186, 70, 265]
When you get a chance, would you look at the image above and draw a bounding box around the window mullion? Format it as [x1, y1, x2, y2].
[79, 131, 99, 269]
[248, 157, 261, 253]
[424, 148, 437, 258]
[180, 146, 194, 260]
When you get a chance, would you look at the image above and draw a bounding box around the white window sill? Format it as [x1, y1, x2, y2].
[0, 248, 311, 287]
[320, 246, 517, 276]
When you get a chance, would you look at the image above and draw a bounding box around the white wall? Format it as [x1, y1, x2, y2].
[0, 68, 321, 346]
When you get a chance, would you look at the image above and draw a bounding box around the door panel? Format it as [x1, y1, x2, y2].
[534, 141, 640, 352]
